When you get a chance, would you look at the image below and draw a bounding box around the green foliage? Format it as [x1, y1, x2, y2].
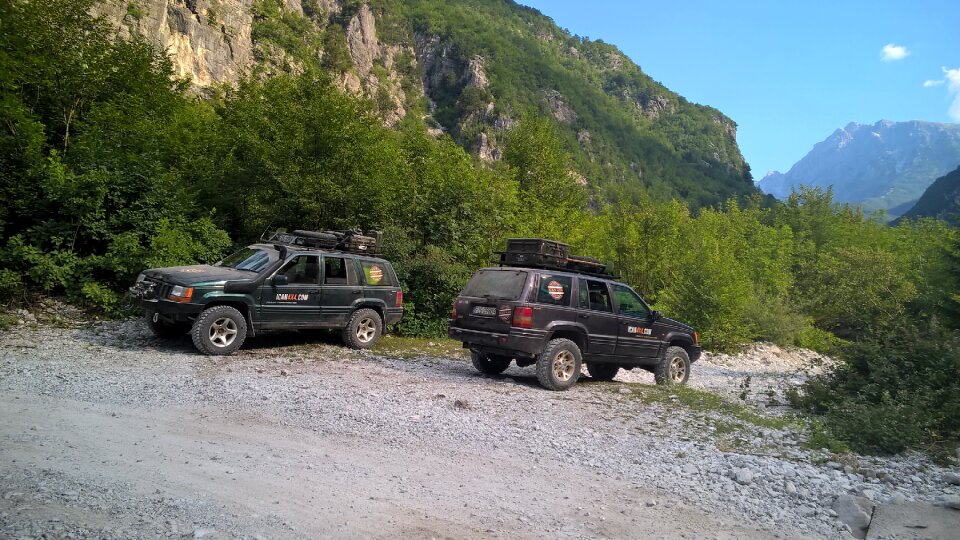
[0, 0, 231, 311]
[795, 323, 960, 454]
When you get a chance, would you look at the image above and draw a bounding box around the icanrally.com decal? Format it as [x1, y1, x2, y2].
[547, 281, 565, 300]
[627, 326, 653, 336]
[276, 293, 309, 302]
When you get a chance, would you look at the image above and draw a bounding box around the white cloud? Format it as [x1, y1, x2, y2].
[923, 79, 945, 87]
[946, 67, 960, 90]
[881, 43, 910, 61]
[946, 67, 960, 121]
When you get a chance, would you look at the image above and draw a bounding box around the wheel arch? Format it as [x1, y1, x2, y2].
[202, 300, 255, 336]
[352, 300, 387, 324]
[665, 332, 696, 357]
[547, 324, 587, 353]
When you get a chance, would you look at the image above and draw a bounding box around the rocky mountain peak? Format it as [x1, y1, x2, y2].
[759, 120, 960, 217]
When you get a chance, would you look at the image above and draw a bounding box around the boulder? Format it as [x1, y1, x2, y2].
[833, 494, 875, 539]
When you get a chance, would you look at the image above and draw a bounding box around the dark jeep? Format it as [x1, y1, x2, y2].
[129, 230, 403, 355]
[448, 239, 700, 390]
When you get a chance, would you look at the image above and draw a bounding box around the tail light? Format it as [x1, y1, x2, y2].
[693, 331, 699, 345]
[451, 300, 458, 319]
[395, 289, 403, 307]
[512, 306, 533, 329]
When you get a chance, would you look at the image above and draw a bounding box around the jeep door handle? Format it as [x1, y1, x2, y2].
[578, 314, 590, 319]
[351, 290, 362, 295]
[308, 289, 320, 293]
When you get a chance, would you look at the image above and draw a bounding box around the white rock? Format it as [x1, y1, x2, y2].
[943, 472, 960, 485]
[785, 481, 798, 496]
[938, 494, 960, 510]
[887, 491, 907, 504]
[832, 495, 874, 539]
[735, 468, 755, 485]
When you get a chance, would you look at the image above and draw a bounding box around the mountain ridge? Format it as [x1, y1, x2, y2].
[759, 119, 960, 217]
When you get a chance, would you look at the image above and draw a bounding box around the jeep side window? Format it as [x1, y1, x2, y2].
[324, 256, 349, 285]
[359, 260, 392, 286]
[579, 279, 612, 312]
[613, 284, 650, 318]
[276, 255, 320, 285]
[535, 274, 572, 306]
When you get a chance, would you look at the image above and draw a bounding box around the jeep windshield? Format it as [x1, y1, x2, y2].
[462, 269, 528, 300]
[216, 247, 273, 273]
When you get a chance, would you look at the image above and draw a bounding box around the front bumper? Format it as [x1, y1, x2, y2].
[447, 323, 547, 358]
[130, 283, 204, 323]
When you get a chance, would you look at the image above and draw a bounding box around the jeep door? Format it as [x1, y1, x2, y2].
[612, 284, 661, 359]
[319, 255, 362, 325]
[575, 278, 618, 357]
[260, 255, 323, 326]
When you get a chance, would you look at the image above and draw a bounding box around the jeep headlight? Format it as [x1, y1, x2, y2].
[168, 286, 194, 303]
[135, 272, 146, 285]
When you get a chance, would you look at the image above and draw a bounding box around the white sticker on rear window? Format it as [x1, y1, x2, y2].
[547, 281, 565, 300]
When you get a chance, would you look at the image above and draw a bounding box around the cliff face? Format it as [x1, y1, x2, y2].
[95, 0, 256, 87]
[95, 0, 754, 207]
[759, 121, 960, 217]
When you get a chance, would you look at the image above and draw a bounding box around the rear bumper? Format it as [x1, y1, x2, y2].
[384, 307, 404, 325]
[688, 345, 702, 363]
[447, 322, 547, 358]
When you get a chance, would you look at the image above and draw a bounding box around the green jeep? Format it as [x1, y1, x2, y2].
[129, 230, 403, 355]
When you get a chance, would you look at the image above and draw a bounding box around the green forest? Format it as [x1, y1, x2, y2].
[1, 1, 958, 456]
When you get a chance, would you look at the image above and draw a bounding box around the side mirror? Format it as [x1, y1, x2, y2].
[272, 274, 289, 286]
[651, 310, 662, 321]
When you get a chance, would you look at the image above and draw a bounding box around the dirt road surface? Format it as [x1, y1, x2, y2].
[1, 320, 951, 538]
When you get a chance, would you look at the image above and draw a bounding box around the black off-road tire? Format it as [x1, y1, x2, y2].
[146, 310, 189, 339]
[471, 351, 512, 374]
[342, 308, 382, 349]
[587, 362, 620, 381]
[655, 345, 690, 385]
[535, 338, 582, 391]
[191, 305, 247, 355]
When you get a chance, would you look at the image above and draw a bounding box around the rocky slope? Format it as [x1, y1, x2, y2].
[94, 0, 755, 207]
[759, 120, 960, 218]
[897, 165, 960, 224]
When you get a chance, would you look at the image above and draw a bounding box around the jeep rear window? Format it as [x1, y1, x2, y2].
[462, 269, 528, 300]
[217, 247, 273, 273]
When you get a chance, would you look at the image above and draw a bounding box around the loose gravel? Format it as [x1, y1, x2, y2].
[1, 316, 958, 539]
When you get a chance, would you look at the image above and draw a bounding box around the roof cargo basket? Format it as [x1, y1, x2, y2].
[498, 238, 612, 278]
[262, 229, 382, 255]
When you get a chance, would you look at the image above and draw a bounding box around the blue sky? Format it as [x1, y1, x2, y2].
[518, 0, 960, 178]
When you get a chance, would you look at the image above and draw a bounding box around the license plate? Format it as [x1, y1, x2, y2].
[472, 305, 497, 317]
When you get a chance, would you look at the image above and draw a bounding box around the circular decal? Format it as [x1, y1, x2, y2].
[368, 265, 383, 284]
[547, 281, 565, 300]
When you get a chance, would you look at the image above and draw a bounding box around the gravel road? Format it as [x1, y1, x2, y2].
[1, 317, 958, 539]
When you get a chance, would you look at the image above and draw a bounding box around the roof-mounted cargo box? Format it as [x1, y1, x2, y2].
[498, 238, 611, 278]
[262, 229, 383, 255]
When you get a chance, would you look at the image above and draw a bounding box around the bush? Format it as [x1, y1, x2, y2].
[794, 323, 960, 454]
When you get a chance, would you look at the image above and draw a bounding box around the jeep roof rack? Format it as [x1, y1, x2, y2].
[261, 229, 383, 256]
[496, 238, 614, 278]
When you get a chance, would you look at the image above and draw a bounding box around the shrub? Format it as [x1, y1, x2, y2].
[794, 323, 960, 454]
